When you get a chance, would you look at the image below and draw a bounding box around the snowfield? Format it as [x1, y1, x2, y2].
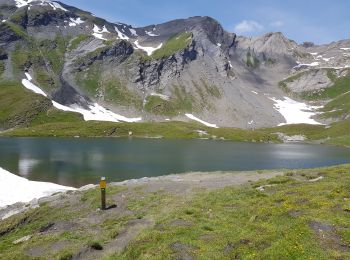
[269, 97, 322, 126]
[134, 40, 163, 56]
[0, 167, 75, 208]
[22, 73, 142, 123]
[15, 0, 68, 11]
[185, 114, 218, 128]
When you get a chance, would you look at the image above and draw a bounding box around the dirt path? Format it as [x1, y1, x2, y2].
[75, 170, 284, 257]
[1, 170, 284, 259]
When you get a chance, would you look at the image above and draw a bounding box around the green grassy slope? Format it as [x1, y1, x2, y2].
[119, 165, 350, 259]
[149, 32, 192, 60]
[1, 165, 350, 259]
[1, 120, 278, 143]
[0, 81, 82, 129]
[262, 120, 350, 146]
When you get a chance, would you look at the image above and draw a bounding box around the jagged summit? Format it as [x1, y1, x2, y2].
[0, 0, 349, 129]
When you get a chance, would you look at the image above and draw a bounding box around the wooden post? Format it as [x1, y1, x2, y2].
[100, 177, 106, 210]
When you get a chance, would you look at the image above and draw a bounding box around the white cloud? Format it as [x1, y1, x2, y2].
[270, 20, 284, 27]
[234, 20, 263, 34]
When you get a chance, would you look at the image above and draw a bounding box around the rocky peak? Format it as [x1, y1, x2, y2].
[237, 32, 298, 57]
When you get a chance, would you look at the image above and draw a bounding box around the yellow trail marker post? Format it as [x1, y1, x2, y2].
[100, 177, 107, 210]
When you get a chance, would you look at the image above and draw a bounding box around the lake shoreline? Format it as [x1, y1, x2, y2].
[1, 164, 350, 259]
[0, 169, 286, 220]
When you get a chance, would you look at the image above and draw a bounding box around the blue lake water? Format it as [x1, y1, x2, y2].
[0, 137, 350, 187]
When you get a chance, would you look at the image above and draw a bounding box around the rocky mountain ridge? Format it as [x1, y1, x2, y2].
[0, 0, 349, 128]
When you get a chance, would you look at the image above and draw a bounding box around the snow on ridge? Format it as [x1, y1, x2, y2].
[49, 1, 68, 11]
[185, 114, 218, 128]
[134, 40, 162, 56]
[269, 96, 323, 126]
[115, 26, 129, 40]
[0, 167, 75, 208]
[340, 47, 350, 51]
[22, 73, 142, 123]
[15, 0, 68, 11]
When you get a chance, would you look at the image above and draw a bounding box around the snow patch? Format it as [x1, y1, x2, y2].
[92, 24, 108, 40]
[22, 79, 47, 97]
[309, 52, 318, 55]
[129, 28, 138, 37]
[340, 47, 350, 51]
[24, 72, 32, 81]
[293, 62, 319, 69]
[150, 93, 170, 101]
[322, 57, 334, 62]
[115, 26, 129, 40]
[217, 43, 222, 47]
[269, 97, 322, 125]
[145, 30, 159, 37]
[0, 167, 75, 208]
[58, 103, 142, 123]
[134, 40, 163, 56]
[185, 114, 218, 128]
[251, 91, 258, 95]
[69, 17, 84, 27]
[22, 73, 142, 123]
[309, 176, 324, 182]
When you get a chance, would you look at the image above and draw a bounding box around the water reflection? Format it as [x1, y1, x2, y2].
[18, 158, 39, 177]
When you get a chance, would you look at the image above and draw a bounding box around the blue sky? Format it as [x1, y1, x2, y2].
[62, 0, 350, 44]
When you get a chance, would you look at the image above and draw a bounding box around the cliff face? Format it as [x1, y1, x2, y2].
[0, 0, 349, 128]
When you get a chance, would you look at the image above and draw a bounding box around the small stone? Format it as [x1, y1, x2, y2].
[13, 235, 31, 245]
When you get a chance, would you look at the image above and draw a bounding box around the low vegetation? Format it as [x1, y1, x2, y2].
[1, 120, 278, 143]
[0, 81, 82, 129]
[75, 66, 143, 108]
[300, 69, 350, 101]
[146, 32, 192, 60]
[1, 165, 350, 259]
[11, 34, 70, 91]
[68, 34, 90, 51]
[262, 119, 350, 146]
[246, 51, 260, 68]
